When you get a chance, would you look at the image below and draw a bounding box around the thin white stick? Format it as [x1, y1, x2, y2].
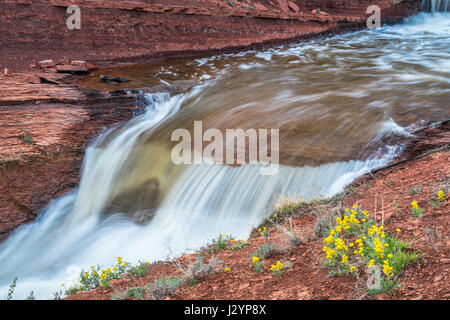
[381, 193, 385, 227]
[374, 194, 377, 226]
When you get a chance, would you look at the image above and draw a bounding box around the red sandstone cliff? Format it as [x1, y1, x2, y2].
[0, 0, 419, 72]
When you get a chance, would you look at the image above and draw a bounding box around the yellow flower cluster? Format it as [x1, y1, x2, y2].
[323, 229, 335, 245]
[353, 238, 364, 256]
[99, 268, 112, 285]
[334, 237, 348, 251]
[373, 237, 385, 258]
[437, 190, 445, 201]
[323, 246, 337, 260]
[270, 261, 284, 273]
[337, 206, 365, 231]
[382, 260, 393, 277]
[367, 224, 383, 236]
[252, 256, 260, 264]
[411, 200, 419, 210]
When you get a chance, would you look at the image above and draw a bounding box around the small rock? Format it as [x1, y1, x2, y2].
[71, 60, 87, 66]
[311, 9, 318, 15]
[38, 59, 55, 68]
[287, 1, 299, 13]
[440, 258, 450, 264]
[4, 68, 9, 75]
[374, 293, 390, 300]
[434, 276, 442, 283]
[254, 3, 268, 11]
[238, 283, 249, 290]
[71, 60, 97, 70]
[297, 290, 309, 298]
[100, 75, 130, 83]
[56, 65, 89, 74]
[277, 0, 289, 13]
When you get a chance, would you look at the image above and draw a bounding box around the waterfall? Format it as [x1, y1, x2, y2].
[0, 89, 391, 299]
[421, 0, 450, 12]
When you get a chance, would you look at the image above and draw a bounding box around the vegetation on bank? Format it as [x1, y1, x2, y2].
[320, 204, 419, 296]
[4, 186, 447, 300]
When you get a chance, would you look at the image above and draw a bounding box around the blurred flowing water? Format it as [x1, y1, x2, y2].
[0, 13, 449, 299]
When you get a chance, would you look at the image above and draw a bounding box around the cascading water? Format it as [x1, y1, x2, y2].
[421, 0, 449, 12]
[0, 12, 449, 299]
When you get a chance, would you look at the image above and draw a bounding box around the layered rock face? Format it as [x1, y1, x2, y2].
[0, 0, 419, 72]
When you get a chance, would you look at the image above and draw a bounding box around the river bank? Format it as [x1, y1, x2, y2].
[0, 0, 419, 72]
[65, 127, 449, 300]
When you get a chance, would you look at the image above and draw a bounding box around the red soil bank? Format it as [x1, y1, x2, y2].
[0, 0, 419, 72]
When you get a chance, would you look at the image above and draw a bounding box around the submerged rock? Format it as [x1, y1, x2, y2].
[100, 75, 130, 83]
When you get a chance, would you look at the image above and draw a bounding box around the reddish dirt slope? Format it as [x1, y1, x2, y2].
[67, 134, 449, 300]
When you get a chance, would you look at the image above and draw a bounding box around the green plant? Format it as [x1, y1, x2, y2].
[410, 200, 424, 218]
[65, 256, 149, 295]
[251, 242, 276, 259]
[251, 256, 264, 272]
[321, 204, 419, 295]
[392, 201, 400, 215]
[6, 277, 18, 300]
[127, 286, 147, 300]
[314, 212, 338, 237]
[110, 291, 128, 300]
[429, 190, 446, 208]
[226, 0, 235, 7]
[230, 239, 250, 251]
[271, 219, 301, 246]
[53, 290, 63, 300]
[210, 234, 230, 253]
[173, 254, 221, 284]
[26, 291, 36, 300]
[259, 226, 269, 237]
[367, 276, 401, 297]
[111, 276, 184, 300]
[19, 130, 33, 144]
[409, 186, 423, 196]
[270, 260, 284, 276]
[64, 285, 82, 296]
[128, 260, 150, 278]
[424, 228, 440, 252]
[147, 277, 183, 300]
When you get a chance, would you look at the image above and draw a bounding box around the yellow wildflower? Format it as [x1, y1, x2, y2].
[341, 254, 348, 265]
